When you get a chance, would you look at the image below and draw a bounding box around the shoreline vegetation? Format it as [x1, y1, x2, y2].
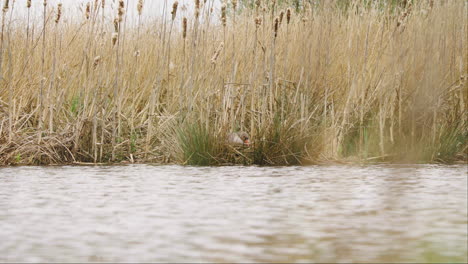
[0, 0, 466, 166]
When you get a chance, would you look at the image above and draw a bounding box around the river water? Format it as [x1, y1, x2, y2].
[0, 165, 466, 263]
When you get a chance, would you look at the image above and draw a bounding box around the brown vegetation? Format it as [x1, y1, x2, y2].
[0, 0, 466, 165]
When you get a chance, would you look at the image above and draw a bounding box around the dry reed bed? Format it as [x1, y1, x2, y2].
[0, 0, 466, 165]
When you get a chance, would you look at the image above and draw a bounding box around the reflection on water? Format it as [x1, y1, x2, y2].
[0, 165, 466, 263]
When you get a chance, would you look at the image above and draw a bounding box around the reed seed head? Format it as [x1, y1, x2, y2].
[27, 0, 31, 8]
[232, 0, 237, 11]
[55, 3, 62, 24]
[137, 0, 143, 16]
[111, 32, 118, 45]
[85, 2, 90, 19]
[113, 17, 119, 32]
[221, 4, 227, 27]
[2, 0, 9, 13]
[182, 17, 187, 39]
[279, 10, 284, 25]
[254, 16, 262, 29]
[274, 17, 279, 38]
[171, 1, 178, 21]
[118, 10, 124, 22]
[195, 0, 200, 19]
[286, 8, 291, 25]
[117, 0, 124, 21]
[101, 0, 105, 9]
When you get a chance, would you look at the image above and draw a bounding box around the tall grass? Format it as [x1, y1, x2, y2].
[0, 0, 466, 165]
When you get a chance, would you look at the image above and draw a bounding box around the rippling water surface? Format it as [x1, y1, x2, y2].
[0, 165, 467, 263]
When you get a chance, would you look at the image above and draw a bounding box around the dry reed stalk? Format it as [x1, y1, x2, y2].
[167, 1, 178, 85]
[38, 0, 48, 144]
[111, 1, 124, 161]
[47, 3, 62, 134]
[129, 0, 144, 140]
[1, 0, 13, 143]
[179, 16, 187, 108]
[268, 17, 279, 116]
[248, 16, 262, 139]
[0, 1, 7, 81]
[187, 0, 202, 113]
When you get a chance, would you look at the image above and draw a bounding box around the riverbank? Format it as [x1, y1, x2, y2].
[0, 1, 466, 166]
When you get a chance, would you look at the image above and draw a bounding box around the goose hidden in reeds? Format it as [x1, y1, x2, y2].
[227, 132, 251, 147]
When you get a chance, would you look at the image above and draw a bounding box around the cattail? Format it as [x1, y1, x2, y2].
[27, 0, 31, 8]
[118, 0, 124, 21]
[3, 0, 9, 13]
[255, 0, 261, 8]
[182, 17, 187, 39]
[171, 1, 178, 21]
[118, 9, 124, 22]
[55, 3, 62, 23]
[286, 8, 291, 25]
[211, 42, 224, 65]
[254, 16, 262, 29]
[232, 0, 237, 10]
[43, 0, 47, 7]
[273, 17, 279, 38]
[85, 2, 91, 19]
[195, 0, 200, 19]
[279, 10, 285, 25]
[93, 56, 101, 69]
[113, 17, 119, 32]
[221, 4, 226, 27]
[112, 32, 118, 45]
[101, 0, 105, 9]
[137, 0, 143, 16]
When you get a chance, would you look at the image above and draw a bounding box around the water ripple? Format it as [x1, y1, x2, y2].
[0, 164, 466, 263]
